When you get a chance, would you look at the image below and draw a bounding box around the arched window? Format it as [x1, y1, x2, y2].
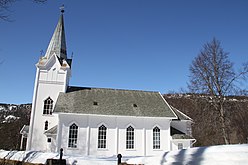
[68, 123, 78, 148]
[153, 126, 160, 149]
[44, 121, 48, 130]
[43, 97, 53, 115]
[126, 125, 134, 149]
[98, 125, 107, 149]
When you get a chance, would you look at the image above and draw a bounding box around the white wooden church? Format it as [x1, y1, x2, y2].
[20, 9, 195, 157]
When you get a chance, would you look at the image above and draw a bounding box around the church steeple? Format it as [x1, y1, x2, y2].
[44, 7, 67, 60]
[27, 6, 71, 151]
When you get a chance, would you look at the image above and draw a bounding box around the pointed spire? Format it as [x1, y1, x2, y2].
[44, 6, 67, 60]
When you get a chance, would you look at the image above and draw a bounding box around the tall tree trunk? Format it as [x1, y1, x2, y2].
[219, 102, 229, 144]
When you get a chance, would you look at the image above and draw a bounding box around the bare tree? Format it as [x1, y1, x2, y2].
[188, 38, 248, 144]
[0, 0, 13, 21]
[0, 0, 47, 21]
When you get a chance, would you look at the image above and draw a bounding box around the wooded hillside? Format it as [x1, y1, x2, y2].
[0, 104, 31, 150]
[164, 94, 248, 146]
[1, 94, 248, 150]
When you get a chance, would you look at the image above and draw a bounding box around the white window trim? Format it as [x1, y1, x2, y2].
[97, 124, 108, 149]
[68, 123, 78, 149]
[126, 125, 135, 150]
[153, 126, 161, 150]
[43, 97, 53, 115]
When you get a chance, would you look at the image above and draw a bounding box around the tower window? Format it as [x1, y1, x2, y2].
[153, 126, 160, 149]
[93, 101, 98, 106]
[47, 138, 51, 143]
[44, 121, 48, 131]
[126, 126, 134, 149]
[98, 125, 107, 149]
[43, 97, 53, 115]
[133, 104, 137, 107]
[68, 123, 78, 148]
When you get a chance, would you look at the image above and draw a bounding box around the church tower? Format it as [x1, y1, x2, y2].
[26, 8, 72, 151]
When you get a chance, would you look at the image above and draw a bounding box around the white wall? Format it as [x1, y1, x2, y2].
[171, 140, 192, 151]
[27, 56, 70, 151]
[170, 120, 194, 151]
[57, 113, 172, 157]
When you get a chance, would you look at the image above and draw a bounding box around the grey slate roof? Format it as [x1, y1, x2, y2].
[171, 106, 192, 121]
[171, 127, 195, 140]
[172, 134, 195, 140]
[53, 86, 177, 118]
[171, 126, 184, 135]
[44, 125, 57, 135]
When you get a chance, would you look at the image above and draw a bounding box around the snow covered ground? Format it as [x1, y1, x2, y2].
[127, 144, 248, 165]
[0, 144, 247, 165]
[0, 150, 117, 165]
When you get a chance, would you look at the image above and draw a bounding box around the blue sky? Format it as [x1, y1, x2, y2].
[1, 0, 248, 104]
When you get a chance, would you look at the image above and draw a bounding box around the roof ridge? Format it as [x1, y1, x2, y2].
[67, 86, 159, 93]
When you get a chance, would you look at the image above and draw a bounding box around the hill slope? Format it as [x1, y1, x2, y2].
[0, 104, 31, 150]
[1, 94, 248, 150]
[164, 94, 248, 146]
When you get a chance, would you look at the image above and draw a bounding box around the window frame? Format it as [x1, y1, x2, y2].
[47, 137, 51, 143]
[68, 123, 78, 148]
[44, 121, 48, 131]
[126, 125, 134, 149]
[43, 97, 53, 115]
[97, 124, 107, 149]
[153, 126, 161, 149]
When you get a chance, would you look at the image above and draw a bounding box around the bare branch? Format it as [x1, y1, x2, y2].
[32, 0, 47, 3]
[0, 0, 47, 21]
[188, 38, 248, 144]
[0, 0, 15, 21]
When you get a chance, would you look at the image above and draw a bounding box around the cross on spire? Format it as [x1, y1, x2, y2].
[60, 5, 65, 13]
